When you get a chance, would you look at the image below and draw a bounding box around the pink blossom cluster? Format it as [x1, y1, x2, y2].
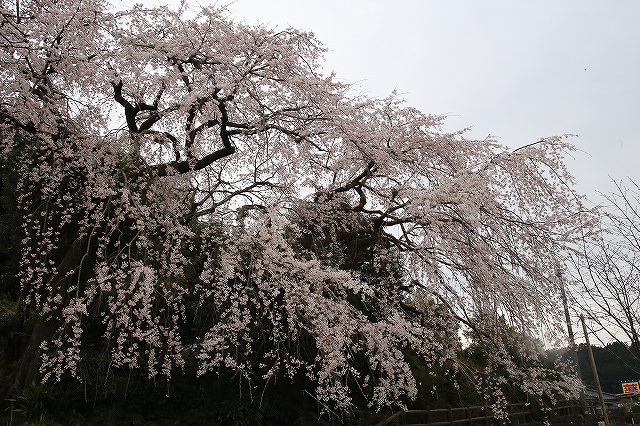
[0, 0, 589, 411]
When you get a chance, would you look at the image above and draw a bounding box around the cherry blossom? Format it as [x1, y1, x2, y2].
[1, 0, 591, 411]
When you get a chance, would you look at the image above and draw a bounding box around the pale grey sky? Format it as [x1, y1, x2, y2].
[136, 0, 640, 203]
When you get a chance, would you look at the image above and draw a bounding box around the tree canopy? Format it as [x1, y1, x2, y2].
[1, 0, 591, 414]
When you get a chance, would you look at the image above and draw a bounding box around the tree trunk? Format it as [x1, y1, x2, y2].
[8, 316, 56, 396]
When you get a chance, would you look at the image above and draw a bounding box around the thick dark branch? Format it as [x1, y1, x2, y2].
[188, 119, 219, 142]
[112, 80, 165, 133]
[1, 110, 37, 134]
[150, 98, 236, 177]
[152, 83, 165, 109]
[176, 63, 192, 92]
[195, 144, 235, 170]
[152, 144, 235, 176]
[184, 106, 197, 155]
[352, 186, 367, 211]
[333, 161, 376, 211]
[138, 112, 161, 133]
[335, 161, 376, 193]
[112, 80, 139, 132]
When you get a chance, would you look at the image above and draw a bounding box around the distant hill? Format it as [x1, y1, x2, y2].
[572, 342, 640, 394]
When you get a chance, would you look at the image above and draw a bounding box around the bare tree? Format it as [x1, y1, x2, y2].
[572, 179, 640, 360]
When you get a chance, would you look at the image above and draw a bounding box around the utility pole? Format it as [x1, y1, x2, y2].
[558, 268, 579, 358]
[557, 267, 587, 418]
[581, 315, 610, 426]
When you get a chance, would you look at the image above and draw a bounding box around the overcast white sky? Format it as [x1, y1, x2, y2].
[135, 0, 640, 204]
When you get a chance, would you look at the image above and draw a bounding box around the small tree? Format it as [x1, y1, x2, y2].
[572, 179, 640, 360]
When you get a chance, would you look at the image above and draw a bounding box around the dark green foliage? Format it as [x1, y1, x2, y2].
[0, 153, 20, 300]
[5, 382, 52, 424]
[1, 370, 306, 425]
[572, 342, 640, 394]
[407, 352, 483, 410]
[0, 145, 27, 399]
